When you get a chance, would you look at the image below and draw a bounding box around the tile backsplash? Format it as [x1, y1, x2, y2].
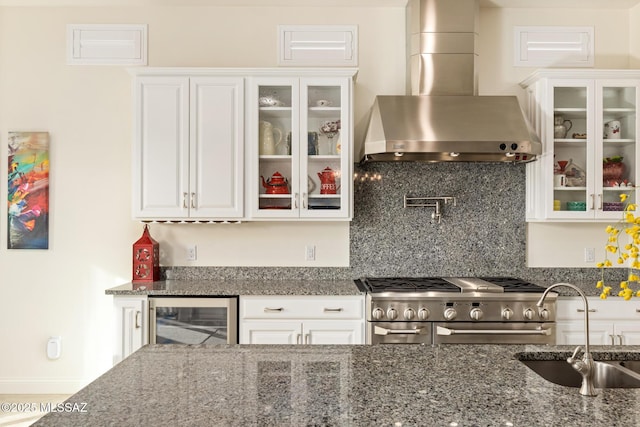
[350, 161, 527, 277]
[166, 161, 621, 295]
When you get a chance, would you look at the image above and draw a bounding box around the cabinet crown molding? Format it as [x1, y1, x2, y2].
[128, 67, 359, 79]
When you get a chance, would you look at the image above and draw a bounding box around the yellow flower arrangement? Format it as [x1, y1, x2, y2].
[597, 192, 640, 300]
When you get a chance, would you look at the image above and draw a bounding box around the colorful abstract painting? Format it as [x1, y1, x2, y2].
[8, 132, 50, 249]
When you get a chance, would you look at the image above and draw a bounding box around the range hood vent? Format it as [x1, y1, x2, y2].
[361, 0, 541, 163]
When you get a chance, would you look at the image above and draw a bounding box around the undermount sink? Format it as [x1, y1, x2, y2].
[619, 360, 640, 375]
[519, 359, 640, 389]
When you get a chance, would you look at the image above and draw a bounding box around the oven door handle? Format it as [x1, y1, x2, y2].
[374, 326, 423, 336]
[436, 326, 552, 336]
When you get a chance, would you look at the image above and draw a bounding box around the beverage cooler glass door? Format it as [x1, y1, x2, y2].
[149, 297, 238, 345]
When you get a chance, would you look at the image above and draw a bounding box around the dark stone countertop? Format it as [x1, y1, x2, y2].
[105, 279, 363, 296]
[34, 344, 640, 426]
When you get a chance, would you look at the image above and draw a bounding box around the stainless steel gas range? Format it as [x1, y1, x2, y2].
[354, 277, 557, 345]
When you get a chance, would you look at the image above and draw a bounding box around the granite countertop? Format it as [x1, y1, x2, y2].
[35, 344, 640, 426]
[105, 279, 363, 296]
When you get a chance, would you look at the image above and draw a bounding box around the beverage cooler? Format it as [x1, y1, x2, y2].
[149, 297, 238, 345]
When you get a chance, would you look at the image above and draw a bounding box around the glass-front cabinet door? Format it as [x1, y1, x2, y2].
[548, 80, 593, 220]
[546, 78, 639, 220]
[249, 75, 352, 219]
[597, 81, 638, 218]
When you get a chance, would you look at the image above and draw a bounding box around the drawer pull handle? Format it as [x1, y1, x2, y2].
[576, 308, 596, 313]
[637, 309, 640, 313]
[264, 307, 284, 313]
[323, 308, 343, 313]
[135, 311, 141, 329]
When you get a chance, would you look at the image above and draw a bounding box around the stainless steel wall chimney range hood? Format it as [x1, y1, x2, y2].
[360, 0, 541, 163]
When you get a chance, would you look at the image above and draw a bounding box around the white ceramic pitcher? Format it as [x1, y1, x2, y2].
[259, 121, 283, 155]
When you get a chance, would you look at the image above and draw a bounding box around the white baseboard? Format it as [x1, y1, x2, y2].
[0, 379, 87, 394]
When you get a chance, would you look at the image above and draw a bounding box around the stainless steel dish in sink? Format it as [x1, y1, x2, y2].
[519, 359, 640, 389]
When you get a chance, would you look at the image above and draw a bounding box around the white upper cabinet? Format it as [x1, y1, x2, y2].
[248, 72, 355, 220]
[521, 70, 640, 222]
[130, 68, 356, 222]
[132, 71, 244, 221]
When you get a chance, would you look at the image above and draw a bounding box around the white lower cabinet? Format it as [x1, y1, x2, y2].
[555, 296, 640, 345]
[113, 296, 148, 365]
[240, 295, 364, 345]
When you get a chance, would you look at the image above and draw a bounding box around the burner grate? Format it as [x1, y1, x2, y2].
[361, 277, 460, 293]
[481, 277, 546, 293]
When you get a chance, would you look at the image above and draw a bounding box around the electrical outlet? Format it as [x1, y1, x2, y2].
[187, 245, 197, 261]
[584, 247, 595, 263]
[47, 336, 61, 359]
[305, 245, 316, 261]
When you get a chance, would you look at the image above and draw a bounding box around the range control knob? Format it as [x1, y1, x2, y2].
[418, 308, 430, 320]
[539, 308, 550, 320]
[404, 308, 416, 320]
[387, 308, 398, 320]
[523, 308, 535, 320]
[469, 308, 483, 321]
[502, 308, 514, 320]
[372, 308, 384, 320]
[443, 308, 457, 321]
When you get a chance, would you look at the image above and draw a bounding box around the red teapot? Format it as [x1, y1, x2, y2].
[261, 171, 290, 194]
[317, 166, 340, 194]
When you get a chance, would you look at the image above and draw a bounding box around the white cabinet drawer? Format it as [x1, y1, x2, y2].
[557, 296, 640, 321]
[241, 295, 364, 320]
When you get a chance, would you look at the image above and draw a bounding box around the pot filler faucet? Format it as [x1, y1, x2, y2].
[537, 283, 597, 397]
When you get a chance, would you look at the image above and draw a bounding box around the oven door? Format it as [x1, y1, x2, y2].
[149, 297, 238, 345]
[433, 322, 554, 344]
[369, 322, 432, 344]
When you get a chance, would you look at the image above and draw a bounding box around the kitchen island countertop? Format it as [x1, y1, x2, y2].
[106, 279, 362, 296]
[35, 344, 640, 426]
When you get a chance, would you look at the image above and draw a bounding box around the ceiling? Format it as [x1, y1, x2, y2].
[0, 0, 638, 7]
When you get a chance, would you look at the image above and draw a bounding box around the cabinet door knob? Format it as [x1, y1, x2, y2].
[598, 194, 603, 210]
[183, 192, 188, 209]
[135, 311, 141, 329]
[191, 192, 196, 209]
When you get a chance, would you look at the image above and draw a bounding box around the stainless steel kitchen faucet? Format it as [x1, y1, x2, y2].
[537, 283, 597, 396]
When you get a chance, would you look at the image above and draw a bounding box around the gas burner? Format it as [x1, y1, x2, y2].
[359, 277, 460, 293]
[481, 277, 547, 293]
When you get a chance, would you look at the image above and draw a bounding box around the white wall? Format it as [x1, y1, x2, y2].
[630, 3, 640, 67]
[0, 5, 406, 393]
